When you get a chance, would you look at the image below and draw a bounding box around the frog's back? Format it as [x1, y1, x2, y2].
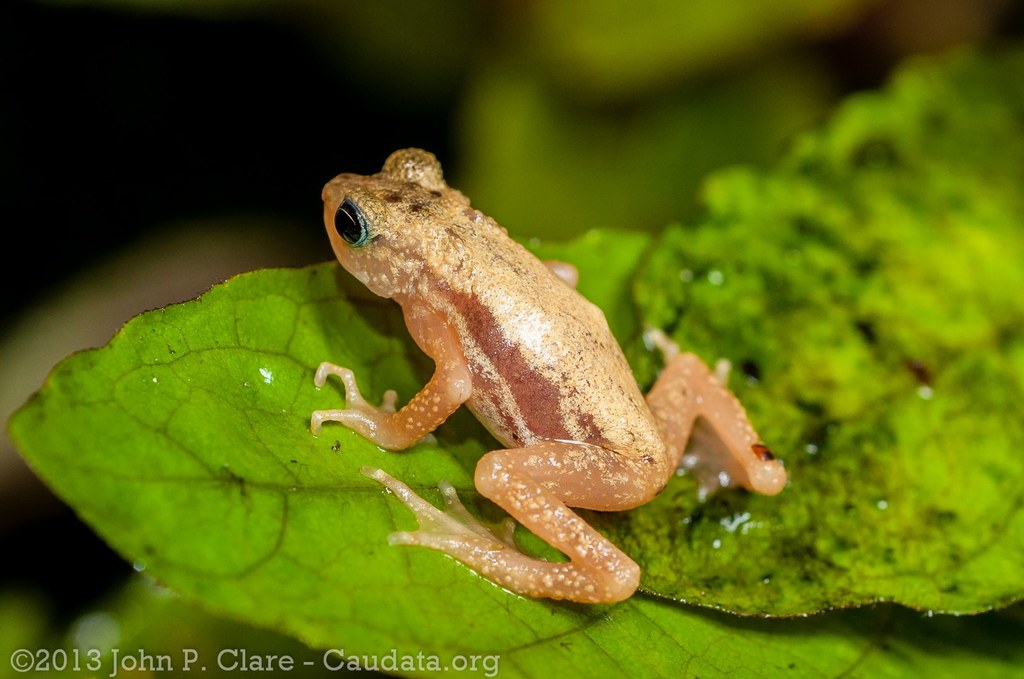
[425, 221, 663, 458]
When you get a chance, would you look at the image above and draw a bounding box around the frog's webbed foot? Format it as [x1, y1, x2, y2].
[362, 467, 518, 551]
[310, 361, 398, 437]
[643, 327, 787, 498]
[365, 441, 645, 603]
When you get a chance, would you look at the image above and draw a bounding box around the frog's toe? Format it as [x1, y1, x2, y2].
[363, 467, 518, 550]
[380, 389, 398, 413]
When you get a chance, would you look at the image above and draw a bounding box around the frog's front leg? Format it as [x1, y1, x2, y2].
[310, 363, 397, 429]
[644, 328, 787, 497]
[310, 308, 472, 450]
[366, 441, 654, 603]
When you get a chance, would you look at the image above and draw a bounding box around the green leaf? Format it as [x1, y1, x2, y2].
[5, 577, 1024, 678]
[606, 46, 1024, 615]
[8, 47, 1024, 677]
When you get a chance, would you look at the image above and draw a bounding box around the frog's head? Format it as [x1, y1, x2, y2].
[321, 148, 471, 299]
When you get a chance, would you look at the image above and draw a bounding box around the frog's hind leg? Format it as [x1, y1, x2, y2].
[643, 328, 787, 498]
[365, 441, 650, 603]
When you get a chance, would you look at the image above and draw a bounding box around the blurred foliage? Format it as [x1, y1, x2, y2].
[458, 55, 833, 238]
[454, 0, 878, 237]
[525, 0, 876, 99]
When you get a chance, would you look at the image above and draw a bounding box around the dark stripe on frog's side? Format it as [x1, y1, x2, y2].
[439, 286, 606, 449]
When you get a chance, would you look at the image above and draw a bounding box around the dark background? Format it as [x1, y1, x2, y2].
[1, 1, 456, 328]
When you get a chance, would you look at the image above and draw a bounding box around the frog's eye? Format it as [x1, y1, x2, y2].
[335, 198, 370, 247]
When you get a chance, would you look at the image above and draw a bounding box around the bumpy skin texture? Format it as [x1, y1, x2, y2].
[311, 149, 787, 603]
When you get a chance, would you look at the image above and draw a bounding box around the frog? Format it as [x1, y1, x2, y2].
[310, 148, 787, 603]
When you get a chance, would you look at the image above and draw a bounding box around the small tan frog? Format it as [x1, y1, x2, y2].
[311, 149, 787, 603]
